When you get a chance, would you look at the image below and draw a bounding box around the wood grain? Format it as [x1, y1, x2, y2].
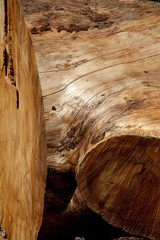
[0, 0, 47, 239]
[20, 0, 160, 239]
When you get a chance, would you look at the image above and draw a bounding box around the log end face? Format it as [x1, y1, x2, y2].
[78, 135, 160, 239]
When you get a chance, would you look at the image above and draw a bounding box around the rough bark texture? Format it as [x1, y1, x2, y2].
[0, 0, 47, 239]
[15, 0, 160, 239]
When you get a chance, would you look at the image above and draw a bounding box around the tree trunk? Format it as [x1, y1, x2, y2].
[0, 0, 47, 239]
[3, 0, 160, 239]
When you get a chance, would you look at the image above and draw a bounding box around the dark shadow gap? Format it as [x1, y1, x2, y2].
[38, 169, 139, 240]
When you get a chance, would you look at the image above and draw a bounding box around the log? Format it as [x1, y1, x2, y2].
[0, 0, 46, 239]
[20, 0, 160, 239]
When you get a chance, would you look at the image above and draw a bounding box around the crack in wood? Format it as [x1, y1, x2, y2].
[43, 52, 160, 98]
[146, 84, 160, 88]
[16, 90, 19, 109]
[3, 48, 8, 76]
[2, 0, 19, 110]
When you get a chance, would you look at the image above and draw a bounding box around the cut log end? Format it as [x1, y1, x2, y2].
[78, 135, 160, 239]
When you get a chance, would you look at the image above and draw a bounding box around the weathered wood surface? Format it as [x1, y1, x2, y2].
[20, 0, 160, 239]
[0, 0, 47, 239]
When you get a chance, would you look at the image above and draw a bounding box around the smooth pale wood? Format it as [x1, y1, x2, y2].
[20, 0, 160, 239]
[0, 0, 47, 239]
